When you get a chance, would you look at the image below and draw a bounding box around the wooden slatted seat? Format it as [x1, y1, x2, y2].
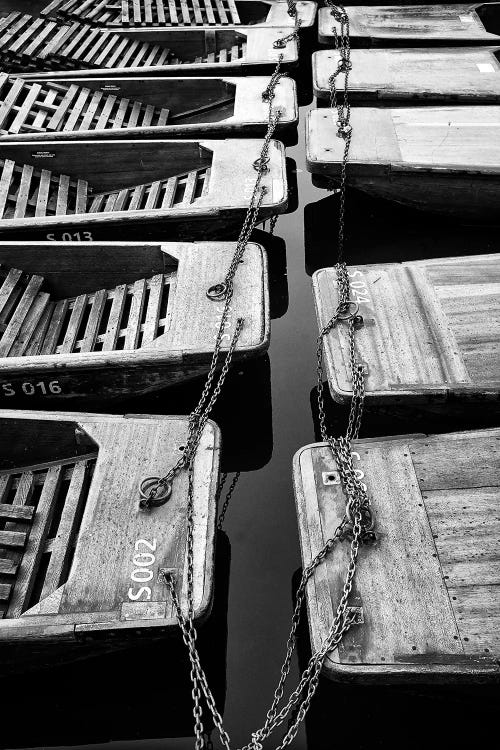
[0, 262, 174, 357]
[0, 75, 169, 135]
[0, 456, 97, 619]
[0, 12, 251, 72]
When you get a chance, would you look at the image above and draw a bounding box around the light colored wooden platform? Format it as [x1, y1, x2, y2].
[313, 254, 500, 406]
[0, 12, 297, 75]
[294, 428, 500, 682]
[0, 74, 297, 140]
[313, 47, 500, 104]
[41, 0, 317, 29]
[306, 107, 500, 218]
[318, 4, 500, 47]
[0, 240, 269, 401]
[0, 137, 288, 233]
[0, 411, 219, 646]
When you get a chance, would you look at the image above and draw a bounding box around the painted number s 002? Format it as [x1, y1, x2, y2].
[127, 538, 158, 601]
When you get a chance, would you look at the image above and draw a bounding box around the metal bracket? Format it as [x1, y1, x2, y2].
[322, 470, 340, 486]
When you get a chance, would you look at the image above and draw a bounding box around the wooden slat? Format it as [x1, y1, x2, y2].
[167, 0, 178, 25]
[8, 83, 42, 135]
[8, 291, 51, 357]
[47, 83, 79, 131]
[203, 0, 216, 25]
[144, 179, 162, 209]
[141, 274, 163, 344]
[60, 294, 87, 353]
[214, 0, 228, 24]
[55, 172, 70, 214]
[182, 169, 198, 204]
[0, 268, 23, 321]
[39, 461, 88, 603]
[13, 165, 34, 219]
[0, 558, 17, 576]
[0, 583, 11, 602]
[40, 298, 69, 354]
[35, 169, 52, 217]
[6, 466, 63, 619]
[79, 288, 107, 351]
[63, 86, 92, 131]
[124, 278, 146, 349]
[226, 0, 240, 24]
[161, 175, 177, 207]
[0, 159, 15, 219]
[0, 530, 26, 549]
[0, 275, 45, 357]
[95, 93, 116, 130]
[78, 90, 104, 130]
[192, 0, 204, 25]
[179, 0, 192, 26]
[75, 179, 88, 214]
[0, 503, 34, 522]
[102, 283, 127, 350]
[24, 301, 55, 356]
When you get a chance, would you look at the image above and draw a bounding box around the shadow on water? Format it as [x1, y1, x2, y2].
[0, 532, 230, 748]
[304, 189, 500, 277]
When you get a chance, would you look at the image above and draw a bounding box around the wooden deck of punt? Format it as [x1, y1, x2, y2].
[0, 138, 287, 236]
[40, 0, 317, 29]
[313, 47, 500, 104]
[306, 107, 500, 219]
[0, 410, 219, 653]
[0, 12, 297, 76]
[294, 427, 500, 683]
[313, 254, 500, 413]
[318, 4, 500, 47]
[0, 240, 269, 402]
[0, 74, 297, 141]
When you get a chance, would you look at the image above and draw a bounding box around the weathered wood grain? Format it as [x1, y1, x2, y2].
[312, 253, 499, 407]
[306, 107, 500, 218]
[0, 240, 269, 402]
[313, 47, 500, 104]
[0, 411, 220, 653]
[318, 4, 500, 47]
[293, 428, 500, 682]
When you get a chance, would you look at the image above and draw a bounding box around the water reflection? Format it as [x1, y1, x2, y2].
[304, 190, 500, 277]
[0, 531, 230, 749]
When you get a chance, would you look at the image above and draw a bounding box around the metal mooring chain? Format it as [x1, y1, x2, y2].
[155, 15, 372, 749]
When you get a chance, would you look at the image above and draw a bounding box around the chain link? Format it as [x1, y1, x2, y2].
[217, 472, 241, 530]
[155, 15, 375, 748]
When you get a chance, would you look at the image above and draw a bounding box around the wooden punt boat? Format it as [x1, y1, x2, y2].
[40, 0, 317, 29]
[294, 427, 500, 682]
[0, 138, 287, 239]
[306, 107, 500, 219]
[0, 12, 297, 76]
[318, 4, 500, 47]
[0, 73, 297, 141]
[312, 254, 499, 413]
[0, 240, 269, 403]
[0, 410, 219, 656]
[313, 47, 500, 104]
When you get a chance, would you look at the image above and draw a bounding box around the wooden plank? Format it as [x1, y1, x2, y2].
[0, 159, 15, 219]
[112, 97, 129, 128]
[203, 0, 216, 25]
[63, 86, 92, 131]
[102, 283, 127, 350]
[55, 172, 70, 214]
[39, 460, 88, 603]
[0, 583, 11, 602]
[141, 274, 163, 344]
[24, 301, 55, 356]
[226, 0, 240, 24]
[0, 503, 34, 522]
[161, 175, 177, 207]
[182, 169, 198, 204]
[156, 0, 166, 25]
[0, 275, 45, 357]
[8, 291, 51, 357]
[0, 558, 17, 576]
[124, 278, 146, 349]
[75, 179, 88, 214]
[0, 267, 23, 322]
[179, 0, 192, 26]
[35, 169, 52, 217]
[192, 0, 204, 25]
[167, 0, 178, 26]
[214, 0, 228, 24]
[144, 179, 162, 209]
[40, 298, 69, 354]
[60, 294, 87, 353]
[79, 288, 107, 352]
[13, 165, 34, 219]
[78, 90, 104, 130]
[0, 530, 26, 549]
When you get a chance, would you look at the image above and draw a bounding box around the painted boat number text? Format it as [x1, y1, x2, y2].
[348, 270, 370, 304]
[46, 232, 94, 241]
[1, 380, 62, 397]
[128, 538, 158, 601]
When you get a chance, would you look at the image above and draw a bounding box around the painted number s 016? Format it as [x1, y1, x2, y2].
[1, 380, 62, 397]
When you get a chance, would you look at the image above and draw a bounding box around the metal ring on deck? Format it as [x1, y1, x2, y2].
[253, 155, 270, 173]
[207, 282, 228, 301]
[336, 300, 359, 321]
[273, 38, 287, 49]
[139, 477, 172, 509]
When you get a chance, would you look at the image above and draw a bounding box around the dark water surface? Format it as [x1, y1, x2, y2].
[1, 3, 499, 749]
